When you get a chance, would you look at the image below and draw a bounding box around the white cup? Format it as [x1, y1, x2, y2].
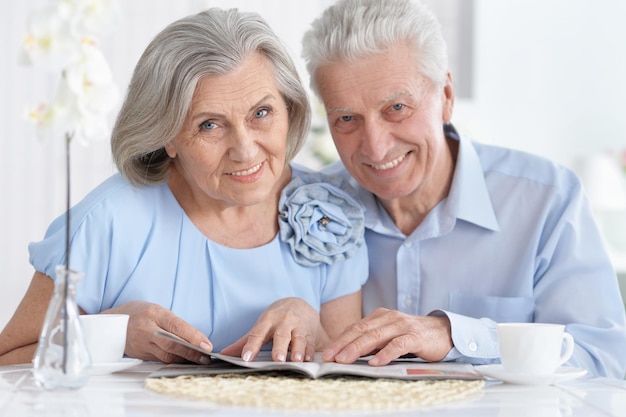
[497, 323, 574, 375]
[80, 314, 129, 364]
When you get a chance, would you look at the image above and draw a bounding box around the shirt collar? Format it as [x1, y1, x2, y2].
[445, 124, 500, 232]
[359, 123, 500, 233]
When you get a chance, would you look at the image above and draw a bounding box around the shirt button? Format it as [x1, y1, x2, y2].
[404, 297, 412, 307]
[468, 342, 478, 352]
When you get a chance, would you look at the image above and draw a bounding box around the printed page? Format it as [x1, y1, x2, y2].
[152, 329, 482, 380]
[315, 360, 481, 380]
[210, 351, 322, 378]
[152, 329, 322, 378]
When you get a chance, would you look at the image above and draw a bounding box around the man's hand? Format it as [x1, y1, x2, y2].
[221, 298, 325, 363]
[104, 301, 212, 364]
[321, 308, 453, 366]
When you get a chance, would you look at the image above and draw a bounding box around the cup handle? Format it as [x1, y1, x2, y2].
[558, 332, 575, 366]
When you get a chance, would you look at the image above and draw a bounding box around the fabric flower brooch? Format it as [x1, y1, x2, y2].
[279, 173, 365, 267]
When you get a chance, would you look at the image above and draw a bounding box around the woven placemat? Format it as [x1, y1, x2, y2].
[145, 371, 485, 411]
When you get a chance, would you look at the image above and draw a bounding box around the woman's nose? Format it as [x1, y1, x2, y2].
[228, 127, 259, 162]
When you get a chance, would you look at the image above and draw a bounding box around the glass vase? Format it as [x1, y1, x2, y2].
[33, 265, 91, 389]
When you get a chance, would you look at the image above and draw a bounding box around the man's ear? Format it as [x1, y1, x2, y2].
[442, 72, 454, 123]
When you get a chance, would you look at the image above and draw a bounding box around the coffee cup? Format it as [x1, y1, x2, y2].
[497, 323, 574, 375]
[79, 314, 129, 364]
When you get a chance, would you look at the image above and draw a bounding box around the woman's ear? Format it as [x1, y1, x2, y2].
[164, 142, 176, 159]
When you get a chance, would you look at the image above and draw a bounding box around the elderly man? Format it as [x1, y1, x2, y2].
[302, 0, 626, 378]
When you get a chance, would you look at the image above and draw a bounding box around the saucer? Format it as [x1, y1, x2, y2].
[90, 358, 143, 376]
[475, 364, 587, 385]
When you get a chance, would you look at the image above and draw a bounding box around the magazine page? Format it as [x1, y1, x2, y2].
[210, 352, 481, 380]
[211, 351, 322, 378]
[151, 329, 482, 381]
[152, 329, 321, 378]
[314, 360, 481, 380]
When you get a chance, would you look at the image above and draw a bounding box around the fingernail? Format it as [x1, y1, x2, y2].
[305, 354, 312, 362]
[199, 356, 211, 365]
[242, 351, 252, 362]
[200, 342, 212, 352]
[335, 352, 348, 362]
[292, 353, 302, 361]
[276, 353, 286, 362]
[369, 356, 380, 366]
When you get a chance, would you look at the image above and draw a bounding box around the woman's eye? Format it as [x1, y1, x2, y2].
[340, 115, 353, 122]
[200, 120, 216, 130]
[255, 108, 269, 118]
[391, 103, 404, 111]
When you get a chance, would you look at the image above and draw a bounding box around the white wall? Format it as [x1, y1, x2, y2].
[457, 0, 626, 169]
[2, 0, 626, 330]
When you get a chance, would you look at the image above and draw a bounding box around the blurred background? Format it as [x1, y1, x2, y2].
[2, 0, 626, 329]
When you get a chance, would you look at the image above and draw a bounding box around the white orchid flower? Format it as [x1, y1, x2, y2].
[26, 98, 73, 143]
[22, 0, 119, 145]
[57, 0, 120, 36]
[22, 6, 81, 70]
[64, 41, 119, 115]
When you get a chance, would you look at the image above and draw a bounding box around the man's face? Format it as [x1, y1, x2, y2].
[315, 42, 454, 203]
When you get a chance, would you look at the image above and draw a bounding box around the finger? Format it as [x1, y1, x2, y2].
[322, 308, 391, 362]
[322, 327, 361, 362]
[161, 316, 213, 353]
[323, 320, 386, 363]
[220, 336, 247, 357]
[240, 322, 275, 362]
[150, 345, 192, 364]
[270, 326, 293, 362]
[367, 334, 415, 366]
[152, 333, 212, 364]
[288, 329, 309, 362]
[152, 315, 212, 364]
[304, 339, 315, 362]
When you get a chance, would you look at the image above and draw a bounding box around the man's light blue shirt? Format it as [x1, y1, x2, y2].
[325, 124, 626, 378]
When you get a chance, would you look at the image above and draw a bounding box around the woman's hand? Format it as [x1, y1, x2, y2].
[104, 301, 212, 364]
[221, 297, 327, 363]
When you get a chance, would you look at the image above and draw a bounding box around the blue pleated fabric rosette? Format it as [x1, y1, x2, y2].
[279, 173, 365, 267]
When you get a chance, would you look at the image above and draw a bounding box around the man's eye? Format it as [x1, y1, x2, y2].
[391, 103, 404, 111]
[340, 115, 353, 122]
[255, 108, 269, 118]
[200, 121, 216, 130]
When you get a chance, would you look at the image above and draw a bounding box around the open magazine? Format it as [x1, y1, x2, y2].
[151, 330, 482, 381]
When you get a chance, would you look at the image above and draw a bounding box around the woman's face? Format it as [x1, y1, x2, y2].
[165, 52, 290, 209]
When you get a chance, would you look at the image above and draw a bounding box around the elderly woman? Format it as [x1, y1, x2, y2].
[0, 8, 367, 366]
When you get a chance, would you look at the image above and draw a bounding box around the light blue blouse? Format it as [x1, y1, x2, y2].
[29, 165, 368, 351]
[325, 124, 626, 378]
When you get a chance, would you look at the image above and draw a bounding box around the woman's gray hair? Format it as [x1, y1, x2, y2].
[302, 0, 448, 95]
[112, 8, 311, 186]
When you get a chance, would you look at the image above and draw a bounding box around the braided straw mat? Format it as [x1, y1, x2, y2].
[145, 371, 485, 411]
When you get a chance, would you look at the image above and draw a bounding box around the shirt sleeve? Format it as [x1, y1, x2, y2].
[430, 310, 499, 362]
[29, 201, 116, 314]
[320, 242, 369, 304]
[433, 178, 626, 378]
[529, 178, 626, 378]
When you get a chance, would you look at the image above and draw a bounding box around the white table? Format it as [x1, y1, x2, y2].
[1, 362, 625, 417]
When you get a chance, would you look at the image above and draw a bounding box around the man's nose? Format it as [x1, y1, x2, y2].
[361, 118, 392, 162]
